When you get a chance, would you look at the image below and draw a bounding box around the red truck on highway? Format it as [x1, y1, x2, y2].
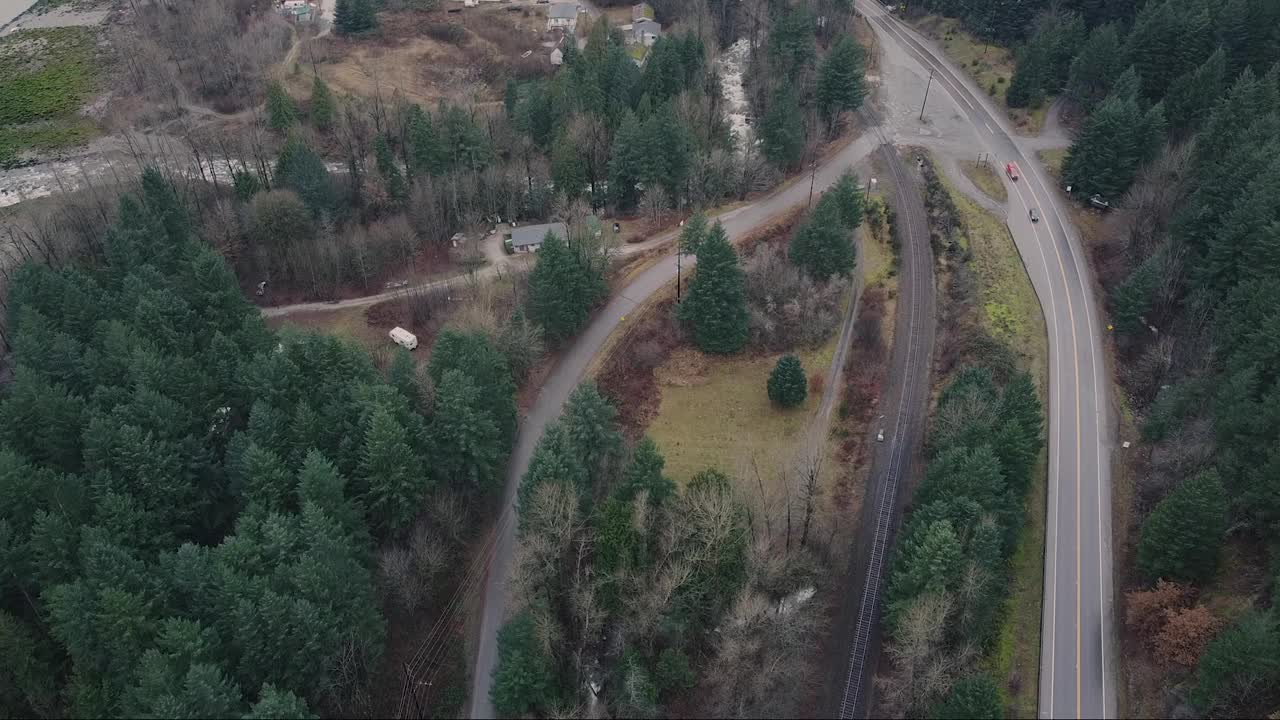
[1006, 162, 1021, 180]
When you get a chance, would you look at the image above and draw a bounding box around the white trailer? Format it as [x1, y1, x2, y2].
[389, 327, 418, 350]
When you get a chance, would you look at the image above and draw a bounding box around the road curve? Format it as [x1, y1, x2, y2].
[855, 3, 1115, 718]
[466, 131, 883, 718]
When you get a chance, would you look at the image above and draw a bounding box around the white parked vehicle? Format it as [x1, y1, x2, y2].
[389, 327, 418, 351]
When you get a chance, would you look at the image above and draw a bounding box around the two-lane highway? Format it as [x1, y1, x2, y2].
[854, 3, 1115, 718]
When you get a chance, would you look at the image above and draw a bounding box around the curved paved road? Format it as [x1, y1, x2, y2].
[856, 3, 1115, 718]
[467, 130, 883, 718]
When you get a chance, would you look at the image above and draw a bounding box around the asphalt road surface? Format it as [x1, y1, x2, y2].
[467, 130, 884, 718]
[855, 3, 1116, 718]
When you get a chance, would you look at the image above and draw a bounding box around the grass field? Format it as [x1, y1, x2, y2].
[937, 161, 1049, 715]
[0, 26, 100, 165]
[961, 160, 1008, 203]
[913, 15, 1049, 135]
[648, 326, 843, 485]
[942, 173, 1048, 382]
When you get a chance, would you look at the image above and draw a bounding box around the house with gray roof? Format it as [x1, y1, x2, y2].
[547, 2, 579, 32]
[631, 18, 661, 46]
[506, 222, 568, 253]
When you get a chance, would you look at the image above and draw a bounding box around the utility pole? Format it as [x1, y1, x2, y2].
[919, 69, 934, 122]
[676, 250, 682, 302]
[808, 160, 818, 207]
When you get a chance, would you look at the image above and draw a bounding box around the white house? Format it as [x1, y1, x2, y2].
[547, 2, 579, 32]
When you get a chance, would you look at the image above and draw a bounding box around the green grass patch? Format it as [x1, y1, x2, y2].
[938, 169, 1048, 381]
[0, 26, 100, 165]
[0, 117, 96, 162]
[1038, 148, 1068, 181]
[913, 15, 1049, 135]
[861, 202, 894, 286]
[648, 321, 844, 485]
[961, 160, 1008, 204]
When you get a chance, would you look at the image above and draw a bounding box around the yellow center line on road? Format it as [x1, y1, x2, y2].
[1009, 177, 1085, 719]
[860, 4, 1109, 715]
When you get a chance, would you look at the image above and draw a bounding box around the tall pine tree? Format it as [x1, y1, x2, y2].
[816, 35, 867, 124]
[678, 221, 748, 354]
[1136, 470, 1227, 583]
[761, 85, 805, 171]
[526, 231, 606, 344]
[309, 76, 334, 132]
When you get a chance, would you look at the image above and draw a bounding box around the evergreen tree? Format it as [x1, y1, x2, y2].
[526, 230, 606, 344]
[495, 308, 545, 383]
[1192, 611, 1280, 715]
[608, 111, 645, 209]
[358, 406, 425, 534]
[930, 674, 1002, 719]
[558, 382, 623, 493]
[1126, 0, 1212, 102]
[1061, 88, 1160, 199]
[1163, 47, 1227, 135]
[406, 104, 446, 177]
[617, 436, 675, 506]
[768, 5, 816, 74]
[374, 133, 408, 208]
[386, 349, 422, 410]
[490, 611, 556, 716]
[678, 221, 748, 354]
[883, 519, 964, 631]
[429, 369, 503, 495]
[816, 35, 867, 124]
[334, 0, 376, 35]
[790, 192, 856, 280]
[309, 76, 335, 132]
[1065, 23, 1127, 114]
[266, 82, 298, 132]
[1136, 470, 1227, 583]
[761, 85, 805, 171]
[829, 169, 864, 229]
[232, 170, 262, 203]
[767, 354, 808, 408]
[429, 330, 517, 440]
[244, 684, 316, 719]
[275, 132, 336, 217]
[140, 167, 191, 246]
[678, 212, 709, 256]
[550, 131, 587, 200]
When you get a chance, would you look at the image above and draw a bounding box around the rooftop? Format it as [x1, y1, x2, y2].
[510, 222, 568, 248]
[549, 3, 579, 20]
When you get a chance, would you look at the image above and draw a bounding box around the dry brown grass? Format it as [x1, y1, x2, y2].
[315, 8, 553, 106]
